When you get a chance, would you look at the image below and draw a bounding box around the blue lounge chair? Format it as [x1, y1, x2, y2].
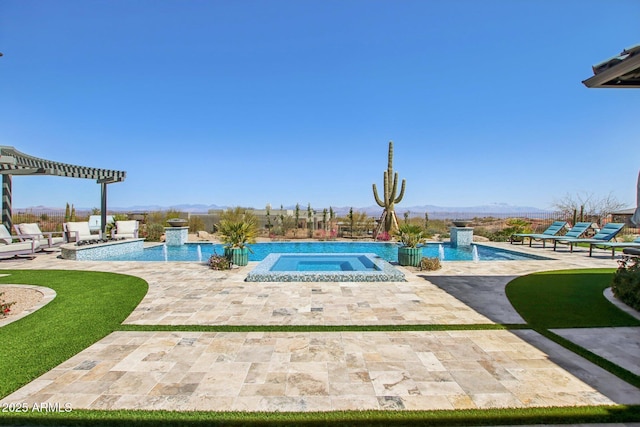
[534, 222, 593, 250]
[588, 236, 640, 258]
[510, 221, 568, 247]
[554, 222, 625, 253]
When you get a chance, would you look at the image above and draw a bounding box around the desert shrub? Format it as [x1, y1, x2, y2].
[144, 223, 165, 242]
[476, 218, 532, 242]
[611, 256, 640, 311]
[189, 216, 205, 233]
[165, 208, 183, 220]
[208, 252, 231, 270]
[425, 219, 449, 235]
[146, 211, 167, 224]
[419, 257, 441, 271]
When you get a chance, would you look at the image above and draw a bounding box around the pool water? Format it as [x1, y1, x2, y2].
[97, 241, 549, 262]
[246, 253, 405, 282]
[271, 255, 381, 272]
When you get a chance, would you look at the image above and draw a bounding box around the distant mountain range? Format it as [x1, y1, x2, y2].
[18, 203, 550, 218]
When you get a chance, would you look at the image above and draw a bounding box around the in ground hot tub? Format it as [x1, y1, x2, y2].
[245, 253, 405, 282]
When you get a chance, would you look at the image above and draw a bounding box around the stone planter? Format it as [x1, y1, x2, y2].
[224, 247, 249, 266]
[398, 246, 422, 267]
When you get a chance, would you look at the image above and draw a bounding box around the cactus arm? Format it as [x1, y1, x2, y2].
[382, 171, 389, 205]
[394, 179, 406, 204]
[372, 183, 385, 207]
[390, 172, 399, 204]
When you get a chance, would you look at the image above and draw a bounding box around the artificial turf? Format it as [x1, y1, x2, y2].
[0, 270, 148, 398]
[2, 405, 640, 426]
[505, 268, 640, 328]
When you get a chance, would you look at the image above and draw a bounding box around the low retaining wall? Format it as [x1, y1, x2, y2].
[60, 239, 145, 261]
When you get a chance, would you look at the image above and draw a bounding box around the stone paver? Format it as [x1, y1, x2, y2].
[5, 329, 639, 411]
[1, 242, 639, 412]
[552, 327, 640, 377]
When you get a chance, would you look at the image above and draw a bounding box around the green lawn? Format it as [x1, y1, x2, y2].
[505, 268, 640, 328]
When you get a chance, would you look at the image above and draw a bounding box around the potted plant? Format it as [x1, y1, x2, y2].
[396, 223, 425, 267]
[216, 207, 257, 266]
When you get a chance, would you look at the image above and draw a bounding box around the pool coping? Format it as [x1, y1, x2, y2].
[245, 252, 406, 282]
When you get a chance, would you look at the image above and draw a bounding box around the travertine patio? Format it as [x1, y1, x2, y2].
[1, 242, 640, 412]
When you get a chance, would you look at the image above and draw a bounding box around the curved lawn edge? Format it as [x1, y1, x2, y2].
[505, 268, 640, 329]
[505, 268, 640, 389]
[0, 270, 148, 399]
[0, 284, 56, 327]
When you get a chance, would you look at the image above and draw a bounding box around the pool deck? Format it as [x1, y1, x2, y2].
[1, 242, 640, 413]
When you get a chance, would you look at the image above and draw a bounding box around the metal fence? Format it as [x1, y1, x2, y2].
[11, 209, 74, 232]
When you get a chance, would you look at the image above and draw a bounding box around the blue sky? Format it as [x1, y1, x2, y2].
[1, 0, 638, 211]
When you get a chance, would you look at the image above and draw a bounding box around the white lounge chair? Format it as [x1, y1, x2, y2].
[14, 223, 65, 248]
[111, 220, 139, 239]
[63, 222, 102, 243]
[0, 224, 41, 258]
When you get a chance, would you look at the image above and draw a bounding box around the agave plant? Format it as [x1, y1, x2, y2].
[217, 207, 258, 250]
[395, 223, 425, 248]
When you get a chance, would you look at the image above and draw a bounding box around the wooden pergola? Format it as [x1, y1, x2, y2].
[0, 146, 126, 234]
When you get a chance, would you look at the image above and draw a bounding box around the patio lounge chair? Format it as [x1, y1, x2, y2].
[509, 221, 568, 247]
[0, 224, 41, 259]
[63, 222, 102, 243]
[111, 220, 139, 239]
[14, 223, 65, 249]
[533, 222, 593, 250]
[588, 235, 640, 258]
[554, 222, 625, 253]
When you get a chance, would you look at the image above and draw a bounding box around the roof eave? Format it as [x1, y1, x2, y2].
[582, 53, 640, 88]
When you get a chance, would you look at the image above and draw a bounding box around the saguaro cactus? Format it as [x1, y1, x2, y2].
[372, 141, 406, 233]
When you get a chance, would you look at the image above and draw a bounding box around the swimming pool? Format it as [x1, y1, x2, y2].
[95, 241, 550, 262]
[246, 253, 406, 282]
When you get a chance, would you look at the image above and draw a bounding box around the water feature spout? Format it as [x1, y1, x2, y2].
[163, 243, 168, 262]
[197, 245, 203, 262]
[472, 245, 479, 262]
[438, 244, 445, 261]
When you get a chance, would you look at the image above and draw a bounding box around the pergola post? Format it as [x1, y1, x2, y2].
[2, 174, 12, 232]
[100, 181, 108, 236]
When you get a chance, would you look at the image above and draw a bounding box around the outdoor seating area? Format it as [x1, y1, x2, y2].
[554, 222, 626, 253]
[509, 221, 640, 259]
[509, 220, 568, 246]
[14, 223, 65, 249]
[0, 225, 40, 259]
[111, 220, 139, 239]
[591, 236, 640, 258]
[63, 221, 102, 243]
